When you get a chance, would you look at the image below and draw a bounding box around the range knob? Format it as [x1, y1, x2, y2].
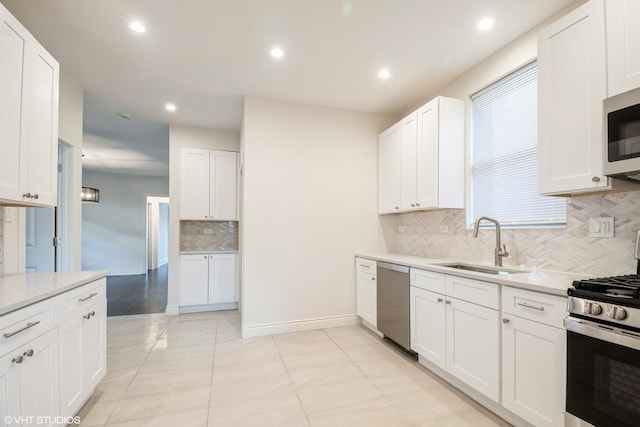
[583, 302, 603, 316]
[606, 305, 627, 321]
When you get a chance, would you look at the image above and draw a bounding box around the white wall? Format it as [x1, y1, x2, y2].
[166, 125, 240, 315]
[158, 202, 169, 266]
[241, 97, 396, 337]
[82, 171, 168, 275]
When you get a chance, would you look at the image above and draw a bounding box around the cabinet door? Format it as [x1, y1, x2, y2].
[58, 315, 85, 418]
[23, 42, 58, 207]
[179, 255, 209, 306]
[446, 298, 499, 401]
[180, 147, 210, 220]
[356, 271, 376, 327]
[84, 298, 106, 392]
[415, 98, 439, 209]
[0, 5, 28, 203]
[208, 254, 236, 304]
[538, 0, 608, 194]
[606, 0, 640, 96]
[378, 123, 402, 214]
[19, 329, 60, 425]
[0, 349, 22, 427]
[400, 112, 418, 211]
[210, 151, 238, 221]
[502, 315, 566, 427]
[410, 286, 446, 370]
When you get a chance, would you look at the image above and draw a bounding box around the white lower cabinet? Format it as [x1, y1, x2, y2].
[180, 253, 237, 308]
[0, 328, 60, 427]
[501, 287, 566, 427]
[410, 270, 500, 402]
[355, 258, 377, 328]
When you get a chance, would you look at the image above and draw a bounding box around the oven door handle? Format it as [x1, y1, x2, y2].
[564, 317, 640, 351]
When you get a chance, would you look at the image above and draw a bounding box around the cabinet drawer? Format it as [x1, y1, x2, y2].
[445, 275, 499, 310]
[58, 279, 106, 319]
[502, 287, 567, 329]
[0, 297, 56, 356]
[410, 268, 446, 294]
[355, 258, 376, 275]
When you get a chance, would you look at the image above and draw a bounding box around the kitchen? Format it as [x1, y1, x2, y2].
[1, 0, 639, 426]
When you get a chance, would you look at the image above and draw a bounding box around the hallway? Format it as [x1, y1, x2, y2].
[106, 264, 168, 316]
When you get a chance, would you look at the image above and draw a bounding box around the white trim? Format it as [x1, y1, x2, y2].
[165, 305, 180, 316]
[179, 302, 238, 314]
[242, 314, 359, 338]
[361, 319, 383, 337]
[158, 257, 168, 267]
[107, 268, 146, 276]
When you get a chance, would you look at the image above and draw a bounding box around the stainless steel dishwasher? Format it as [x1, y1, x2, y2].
[376, 262, 411, 351]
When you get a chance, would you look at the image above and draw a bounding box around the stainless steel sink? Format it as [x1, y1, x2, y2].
[439, 263, 529, 276]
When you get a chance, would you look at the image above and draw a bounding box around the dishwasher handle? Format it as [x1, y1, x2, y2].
[377, 262, 409, 274]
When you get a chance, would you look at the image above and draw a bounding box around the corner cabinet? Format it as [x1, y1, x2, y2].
[606, 0, 640, 97]
[179, 253, 237, 310]
[180, 148, 238, 221]
[0, 2, 59, 207]
[379, 96, 464, 214]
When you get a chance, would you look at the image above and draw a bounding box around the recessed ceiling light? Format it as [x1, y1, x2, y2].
[165, 103, 176, 112]
[378, 69, 391, 80]
[270, 47, 285, 59]
[129, 21, 146, 33]
[477, 18, 494, 31]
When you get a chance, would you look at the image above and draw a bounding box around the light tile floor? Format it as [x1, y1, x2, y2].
[77, 311, 512, 427]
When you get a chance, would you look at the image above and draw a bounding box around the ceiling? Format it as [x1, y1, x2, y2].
[3, 0, 578, 176]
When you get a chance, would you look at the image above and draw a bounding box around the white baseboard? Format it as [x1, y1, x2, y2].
[158, 257, 168, 267]
[242, 314, 359, 338]
[179, 302, 238, 314]
[361, 319, 383, 337]
[107, 268, 145, 276]
[165, 305, 179, 316]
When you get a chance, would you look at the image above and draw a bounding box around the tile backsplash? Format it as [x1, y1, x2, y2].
[0, 208, 3, 275]
[397, 192, 640, 277]
[180, 220, 238, 252]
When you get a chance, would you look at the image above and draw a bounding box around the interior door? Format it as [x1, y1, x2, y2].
[25, 207, 55, 272]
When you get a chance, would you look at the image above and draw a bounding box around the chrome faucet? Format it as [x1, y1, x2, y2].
[473, 216, 508, 267]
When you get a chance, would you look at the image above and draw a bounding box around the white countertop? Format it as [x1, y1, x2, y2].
[0, 270, 109, 316]
[357, 253, 593, 296]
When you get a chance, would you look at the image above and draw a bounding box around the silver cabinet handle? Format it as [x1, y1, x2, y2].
[12, 355, 23, 364]
[32, 194, 39, 200]
[517, 302, 544, 312]
[592, 176, 601, 182]
[395, 206, 399, 210]
[371, 277, 375, 281]
[502, 318, 510, 324]
[78, 292, 98, 302]
[416, 203, 420, 207]
[3, 321, 40, 338]
[445, 300, 451, 304]
[83, 311, 96, 320]
[359, 264, 369, 268]
[437, 298, 444, 303]
[22, 193, 32, 199]
[23, 349, 33, 357]
[411, 204, 415, 207]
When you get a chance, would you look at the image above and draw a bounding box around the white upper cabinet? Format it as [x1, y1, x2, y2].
[606, 0, 640, 97]
[180, 147, 238, 220]
[538, 0, 628, 195]
[379, 96, 464, 214]
[0, 3, 59, 207]
[378, 122, 402, 214]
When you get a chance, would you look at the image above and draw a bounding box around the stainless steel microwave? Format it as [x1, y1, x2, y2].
[604, 86, 640, 180]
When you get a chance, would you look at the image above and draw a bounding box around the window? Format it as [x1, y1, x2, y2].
[468, 62, 566, 228]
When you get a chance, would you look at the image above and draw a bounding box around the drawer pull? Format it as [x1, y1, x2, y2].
[517, 302, 545, 312]
[3, 321, 40, 338]
[23, 349, 34, 357]
[83, 311, 96, 320]
[359, 264, 370, 268]
[12, 355, 24, 364]
[437, 298, 444, 303]
[78, 292, 98, 302]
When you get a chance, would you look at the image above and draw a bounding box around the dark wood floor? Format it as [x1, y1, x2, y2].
[106, 264, 168, 316]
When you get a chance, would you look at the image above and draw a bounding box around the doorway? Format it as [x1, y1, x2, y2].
[25, 143, 72, 273]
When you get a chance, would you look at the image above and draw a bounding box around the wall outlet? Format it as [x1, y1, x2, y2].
[439, 225, 449, 233]
[589, 217, 614, 238]
[398, 226, 406, 233]
[203, 228, 214, 235]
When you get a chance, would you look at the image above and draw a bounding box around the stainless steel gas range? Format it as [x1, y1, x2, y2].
[565, 275, 640, 427]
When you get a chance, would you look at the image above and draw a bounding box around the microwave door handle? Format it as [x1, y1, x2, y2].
[564, 318, 640, 351]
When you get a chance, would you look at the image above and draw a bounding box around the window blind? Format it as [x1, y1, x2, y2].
[469, 62, 566, 227]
